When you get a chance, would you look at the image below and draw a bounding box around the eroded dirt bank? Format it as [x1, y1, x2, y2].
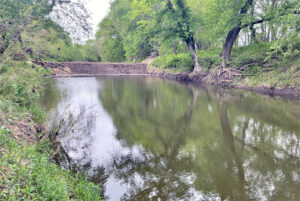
[149, 67, 300, 99]
[34, 61, 300, 99]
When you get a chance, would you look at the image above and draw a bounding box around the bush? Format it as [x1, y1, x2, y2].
[151, 53, 194, 71]
[197, 49, 222, 69]
[0, 61, 47, 122]
[265, 35, 300, 61]
[0, 128, 101, 200]
[31, 105, 46, 124]
[0, 60, 102, 200]
[0, 64, 8, 74]
[22, 19, 101, 62]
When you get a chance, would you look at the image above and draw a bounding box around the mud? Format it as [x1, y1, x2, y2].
[149, 67, 300, 100]
[5, 116, 44, 145]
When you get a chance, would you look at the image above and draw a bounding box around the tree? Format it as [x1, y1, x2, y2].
[166, 0, 201, 72]
[0, 0, 68, 67]
[221, 0, 255, 62]
[221, 0, 300, 61]
[135, 0, 201, 72]
[96, 16, 126, 62]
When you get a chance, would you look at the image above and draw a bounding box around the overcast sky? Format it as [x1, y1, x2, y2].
[86, 0, 111, 33]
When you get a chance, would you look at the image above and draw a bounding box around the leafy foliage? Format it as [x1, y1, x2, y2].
[0, 127, 101, 200]
[95, 0, 299, 72]
[0, 61, 46, 109]
[151, 53, 194, 71]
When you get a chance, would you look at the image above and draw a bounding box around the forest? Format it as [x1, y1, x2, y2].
[97, 0, 300, 74]
[1, 0, 299, 85]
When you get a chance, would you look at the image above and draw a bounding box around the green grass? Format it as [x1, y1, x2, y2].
[0, 127, 101, 200]
[0, 61, 48, 124]
[0, 61, 102, 200]
[30, 105, 46, 124]
[197, 49, 222, 70]
[231, 42, 270, 65]
[150, 53, 194, 72]
[150, 36, 300, 88]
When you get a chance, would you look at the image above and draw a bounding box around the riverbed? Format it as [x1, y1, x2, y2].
[40, 76, 300, 201]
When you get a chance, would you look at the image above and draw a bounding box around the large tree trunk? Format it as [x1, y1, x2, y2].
[221, 0, 254, 62]
[221, 27, 241, 61]
[187, 39, 200, 73]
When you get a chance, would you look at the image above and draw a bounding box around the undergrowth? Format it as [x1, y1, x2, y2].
[151, 36, 300, 88]
[150, 53, 194, 72]
[0, 127, 101, 200]
[0, 61, 47, 123]
[0, 61, 102, 200]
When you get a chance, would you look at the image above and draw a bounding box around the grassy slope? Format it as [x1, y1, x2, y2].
[0, 61, 101, 200]
[0, 129, 101, 200]
[151, 36, 300, 89]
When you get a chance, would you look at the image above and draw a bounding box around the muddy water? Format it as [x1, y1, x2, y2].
[40, 76, 300, 201]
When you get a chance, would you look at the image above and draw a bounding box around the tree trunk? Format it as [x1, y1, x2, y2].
[196, 41, 202, 50]
[221, 27, 241, 61]
[187, 40, 200, 73]
[266, 23, 270, 42]
[173, 43, 177, 54]
[221, 0, 254, 62]
[249, 1, 256, 44]
[250, 24, 257, 43]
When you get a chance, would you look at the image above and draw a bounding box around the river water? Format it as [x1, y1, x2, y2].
[40, 76, 300, 201]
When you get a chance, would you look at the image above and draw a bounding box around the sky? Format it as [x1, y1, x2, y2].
[86, 0, 111, 33]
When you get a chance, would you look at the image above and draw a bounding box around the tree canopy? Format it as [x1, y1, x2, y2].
[96, 0, 300, 71]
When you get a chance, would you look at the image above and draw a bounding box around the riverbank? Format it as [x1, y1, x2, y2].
[0, 61, 101, 200]
[36, 58, 300, 100]
[34, 38, 300, 99]
[148, 65, 300, 100]
[148, 40, 300, 99]
[1, 57, 298, 199]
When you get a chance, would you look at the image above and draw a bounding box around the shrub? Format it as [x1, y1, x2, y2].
[151, 53, 194, 71]
[0, 61, 47, 122]
[0, 128, 102, 200]
[197, 49, 222, 69]
[0, 64, 8, 74]
[31, 105, 46, 124]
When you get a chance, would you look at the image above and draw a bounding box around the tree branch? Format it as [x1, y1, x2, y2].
[240, 10, 300, 29]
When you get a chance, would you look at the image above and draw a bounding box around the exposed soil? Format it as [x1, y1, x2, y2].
[34, 61, 300, 100]
[149, 67, 300, 100]
[4, 116, 44, 145]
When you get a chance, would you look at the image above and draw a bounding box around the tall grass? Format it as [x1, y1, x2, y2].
[0, 127, 101, 200]
[0, 61, 102, 200]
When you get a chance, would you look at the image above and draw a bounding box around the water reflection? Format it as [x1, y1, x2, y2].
[41, 77, 300, 201]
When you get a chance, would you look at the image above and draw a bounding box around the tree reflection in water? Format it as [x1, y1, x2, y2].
[43, 77, 300, 201]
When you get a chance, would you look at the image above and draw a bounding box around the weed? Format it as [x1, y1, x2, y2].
[31, 105, 46, 124]
[0, 61, 102, 200]
[151, 53, 194, 71]
[0, 128, 102, 200]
